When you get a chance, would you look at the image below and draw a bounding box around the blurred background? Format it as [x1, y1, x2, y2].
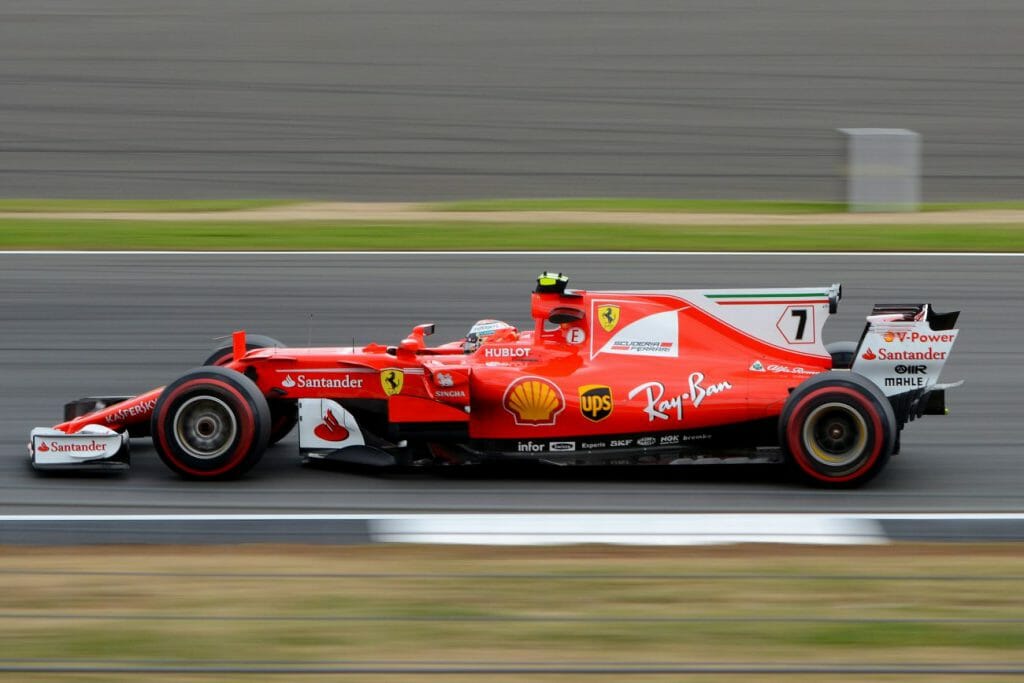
[3, 3, 1023, 677]
[1, 0, 1022, 201]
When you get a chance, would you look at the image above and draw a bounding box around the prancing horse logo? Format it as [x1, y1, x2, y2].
[381, 369, 404, 396]
[598, 305, 620, 332]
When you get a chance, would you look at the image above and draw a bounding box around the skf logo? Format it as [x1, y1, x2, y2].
[578, 385, 613, 422]
[598, 305, 620, 332]
[503, 377, 565, 426]
[381, 369, 404, 396]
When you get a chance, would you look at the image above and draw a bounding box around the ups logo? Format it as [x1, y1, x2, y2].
[579, 385, 613, 422]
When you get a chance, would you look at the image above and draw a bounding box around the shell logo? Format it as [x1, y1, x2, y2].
[502, 377, 565, 426]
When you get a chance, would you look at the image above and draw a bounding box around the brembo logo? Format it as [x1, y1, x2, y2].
[282, 374, 364, 389]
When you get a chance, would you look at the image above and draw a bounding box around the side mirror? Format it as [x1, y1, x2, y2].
[401, 323, 436, 355]
[547, 307, 585, 325]
[397, 337, 419, 359]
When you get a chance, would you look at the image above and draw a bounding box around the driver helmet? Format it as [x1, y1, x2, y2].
[465, 319, 516, 353]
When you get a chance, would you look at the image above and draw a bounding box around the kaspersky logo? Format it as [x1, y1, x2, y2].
[598, 305, 620, 332]
[579, 385, 613, 422]
[381, 369, 404, 396]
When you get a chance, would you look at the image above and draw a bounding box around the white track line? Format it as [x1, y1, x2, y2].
[5, 513, 1023, 522]
[1, 251, 1022, 257]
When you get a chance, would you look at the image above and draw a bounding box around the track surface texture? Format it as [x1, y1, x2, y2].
[1, 1, 1022, 201]
[0, 253, 1019, 515]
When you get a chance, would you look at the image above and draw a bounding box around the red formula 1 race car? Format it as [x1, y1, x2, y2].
[29, 273, 961, 487]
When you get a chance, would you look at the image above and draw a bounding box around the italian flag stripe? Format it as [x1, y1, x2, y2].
[707, 292, 829, 299]
[716, 299, 830, 306]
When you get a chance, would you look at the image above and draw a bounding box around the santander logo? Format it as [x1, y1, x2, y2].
[313, 410, 349, 442]
[861, 348, 877, 360]
[282, 375, 297, 388]
[36, 439, 109, 454]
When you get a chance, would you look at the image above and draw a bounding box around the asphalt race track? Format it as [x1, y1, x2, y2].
[0, 253, 1020, 516]
[2, 1, 1023, 201]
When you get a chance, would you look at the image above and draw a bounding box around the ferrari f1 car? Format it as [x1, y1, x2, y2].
[29, 273, 961, 487]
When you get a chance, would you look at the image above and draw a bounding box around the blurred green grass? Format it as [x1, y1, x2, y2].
[3, 543, 1023, 677]
[2, 218, 1021, 251]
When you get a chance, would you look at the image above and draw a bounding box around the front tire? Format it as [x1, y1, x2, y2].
[779, 371, 896, 487]
[151, 366, 270, 480]
[204, 334, 296, 445]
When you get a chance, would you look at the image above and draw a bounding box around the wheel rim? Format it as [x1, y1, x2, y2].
[802, 402, 868, 467]
[172, 395, 238, 460]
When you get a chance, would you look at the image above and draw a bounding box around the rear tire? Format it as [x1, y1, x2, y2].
[204, 335, 296, 445]
[779, 371, 896, 487]
[151, 366, 270, 480]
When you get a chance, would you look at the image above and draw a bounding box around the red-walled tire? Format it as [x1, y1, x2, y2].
[204, 335, 296, 445]
[779, 371, 896, 488]
[151, 366, 271, 480]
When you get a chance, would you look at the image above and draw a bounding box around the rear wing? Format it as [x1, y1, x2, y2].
[851, 303, 961, 424]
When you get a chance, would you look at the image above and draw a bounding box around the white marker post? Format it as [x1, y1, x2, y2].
[839, 128, 921, 212]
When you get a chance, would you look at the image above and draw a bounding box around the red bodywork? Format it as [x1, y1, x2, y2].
[54, 285, 834, 451]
